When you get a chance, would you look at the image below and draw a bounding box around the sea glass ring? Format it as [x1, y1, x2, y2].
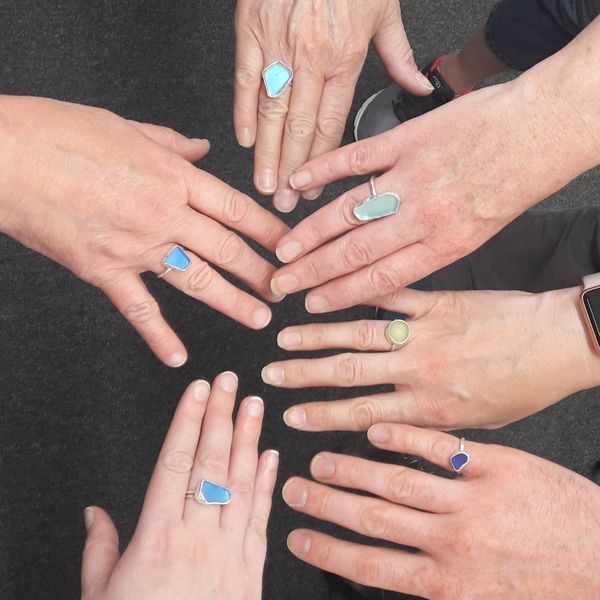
[450, 438, 470, 475]
[262, 61, 293, 98]
[353, 176, 400, 222]
[386, 319, 410, 351]
[158, 245, 191, 279]
[185, 479, 232, 506]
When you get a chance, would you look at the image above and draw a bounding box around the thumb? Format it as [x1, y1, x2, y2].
[81, 506, 120, 598]
[372, 4, 433, 96]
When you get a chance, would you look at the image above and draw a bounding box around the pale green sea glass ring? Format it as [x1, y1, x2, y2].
[353, 176, 400, 222]
[386, 319, 410, 350]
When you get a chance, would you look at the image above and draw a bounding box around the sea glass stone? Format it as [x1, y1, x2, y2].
[263, 62, 293, 98]
[450, 452, 469, 473]
[198, 480, 232, 505]
[387, 319, 410, 345]
[164, 245, 191, 271]
[353, 193, 400, 222]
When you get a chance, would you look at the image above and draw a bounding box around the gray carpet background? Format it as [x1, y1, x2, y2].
[0, 1, 599, 598]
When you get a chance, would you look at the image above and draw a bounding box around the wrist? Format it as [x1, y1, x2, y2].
[0, 95, 21, 236]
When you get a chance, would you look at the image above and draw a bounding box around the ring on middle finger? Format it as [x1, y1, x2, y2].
[353, 176, 400, 222]
[262, 61, 294, 98]
[386, 319, 410, 351]
[157, 244, 191, 279]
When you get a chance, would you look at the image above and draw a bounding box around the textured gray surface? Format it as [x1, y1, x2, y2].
[0, 1, 599, 599]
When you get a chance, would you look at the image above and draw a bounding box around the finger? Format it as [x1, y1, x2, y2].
[179, 208, 281, 302]
[254, 80, 291, 197]
[261, 352, 397, 389]
[310, 452, 460, 513]
[185, 371, 238, 522]
[372, 3, 434, 96]
[287, 529, 434, 597]
[368, 424, 485, 478]
[273, 181, 371, 266]
[274, 174, 415, 294]
[140, 380, 210, 527]
[221, 395, 265, 530]
[283, 391, 431, 433]
[102, 273, 187, 368]
[129, 121, 211, 162]
[274, 68, 323, 213]
[277, 320, 405, 353]
[302, 72, 361, 201]
[288, 131, 397, 194]
[160, 249, 273, 330]
[244, 449, 279, 559]
[373, 287, 438, 317]
[283, 478, 433, 549]
[304, 242, 440, 314]
[184, 166, 290, 253]
[233, 24, 263, 148]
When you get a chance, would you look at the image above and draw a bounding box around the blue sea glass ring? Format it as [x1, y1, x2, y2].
[353, 176, 400, 222]
[185, 479, 232, 506]
[450, 438, 470, 475]
[262, 61, 294, 98]
[157, 245, 192, 279]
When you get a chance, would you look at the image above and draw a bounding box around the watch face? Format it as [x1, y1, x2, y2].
[582, 287, 600, 348]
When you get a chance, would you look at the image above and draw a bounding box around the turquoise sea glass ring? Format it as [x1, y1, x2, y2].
[186, 480, 232, 506]
[157, 245, 191, 279]
[353, 176, 400, 222]
[262, 61, 293, 98]
[450, 438, 470, 475]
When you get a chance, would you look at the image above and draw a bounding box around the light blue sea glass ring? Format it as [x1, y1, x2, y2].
[186, 479, 232, 506]
[353, 176, 400, 222]
[262, 61, 293, 98]
[157, 245, 191, 279]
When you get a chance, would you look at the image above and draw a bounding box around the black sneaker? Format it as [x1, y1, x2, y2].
[354, 56, 469, 141]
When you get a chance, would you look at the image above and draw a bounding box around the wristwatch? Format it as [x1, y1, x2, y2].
[581, 273, 600, 350]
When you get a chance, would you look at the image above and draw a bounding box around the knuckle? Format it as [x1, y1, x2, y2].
[229, 476, 255, 497]
[258, 95, 288, 120]
[347, 145, 369, 175]
[350, 401, 379, 429]
[355, 552, 396, 588]
[369, 267, 396, 296]
[388, 469, 417, 504]
[246, 516, 269, 543]
[343, 241, 373, 270]
[359, 505, 389, 538]
[235, 66, 260, 89]
[354, 320, 377, 350]
[187, 261, 214, 293]
[316, 114, 345, 142]
[336, 353, 364, 387]
[123, 298, 160, 325]
[429, 435, 452, 464]
[222, 190, 250, 224]
[197, 449, 229, 472]
[162, 449, 194, 474]
[286, 114, 316, 141]
[307, 260, 322, 283]
[216, 232, 245, 267]
[449, 527, 477, 557]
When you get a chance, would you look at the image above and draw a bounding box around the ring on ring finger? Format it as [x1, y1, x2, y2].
[157, 244, 192, 279]
[385, 319, 410, 351]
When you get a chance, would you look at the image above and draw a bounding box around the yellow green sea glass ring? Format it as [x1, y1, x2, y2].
[386, 319, 410, 350]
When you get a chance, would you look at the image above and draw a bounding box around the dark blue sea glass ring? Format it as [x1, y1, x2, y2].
[450, 438, 470, 475]
[185, 479, 232, 506]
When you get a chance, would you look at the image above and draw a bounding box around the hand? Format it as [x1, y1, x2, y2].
[233, 0, 433, 212]
[262, 287, 600, 431]
[0, 96, 289, 367]
[81, 373, 279, 600]
[283, 425, 600, 598]
[270, 74, 600, 311]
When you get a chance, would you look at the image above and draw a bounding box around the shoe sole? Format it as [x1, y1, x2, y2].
[353, 90, 383, 142]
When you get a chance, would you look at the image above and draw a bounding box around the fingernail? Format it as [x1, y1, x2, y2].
[416, 71, 435, 91]
[276, 241, 304, 263]
[282, 479, 308, 507]
[288, 531, 312, 556]
[302, 187, 323, 201]
[83, 507, 94, 530]
[305, 295, 330, 314]
[252, 306, 272, 329]
[275, 189, 300, 213]
[271, 274, 300, 296]
[368, 425, 391, 444]
[311, 454, 335, 479]
[192, 380, 210, 402]
[219, 371, 238, 393]
[267, 449, 280, 469]
[168, 352, 187, 368]
[258, 170, 276, 194]
[290, 170, 313, 189]
[261, 365, 285, 385]
[278, 329, 302, 349]
[283, 407, 307, 429]
[247, 395, 264, 417]
[238, 127, 254, 148]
